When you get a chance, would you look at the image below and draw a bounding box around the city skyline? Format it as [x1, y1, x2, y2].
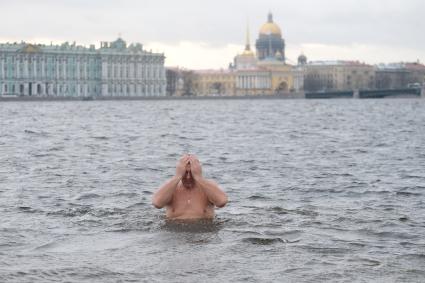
[1, 0, 424, 69]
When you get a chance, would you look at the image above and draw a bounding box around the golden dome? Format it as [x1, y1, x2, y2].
[260, 23, 281, 35]
[242, 49, 255, 56]
[259, 13, 282, 36]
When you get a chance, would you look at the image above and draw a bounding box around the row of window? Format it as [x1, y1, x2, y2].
[1, 83, 165, 95]
[0, 55, 162, 65]
[1, 66, 164, 80]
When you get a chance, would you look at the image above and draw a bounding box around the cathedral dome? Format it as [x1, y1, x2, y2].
[255, 12, 285, 62]
[298, 53, 307, 65]
[259, 13, 282, 35]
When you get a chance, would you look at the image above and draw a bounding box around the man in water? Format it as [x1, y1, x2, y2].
[152, 154, 228, 219]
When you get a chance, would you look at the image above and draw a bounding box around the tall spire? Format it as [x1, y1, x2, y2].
[245, 22, 251, 51]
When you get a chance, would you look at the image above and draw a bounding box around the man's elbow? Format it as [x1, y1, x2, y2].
[151, 197, 164, 209]
[215, 195, 228, 208]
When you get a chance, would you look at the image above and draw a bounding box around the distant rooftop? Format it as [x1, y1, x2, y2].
[308, 60, 372, 67]
[195, 69, 235, 74]
[0, 38, 162, 56]
[376, 62, 425, 70]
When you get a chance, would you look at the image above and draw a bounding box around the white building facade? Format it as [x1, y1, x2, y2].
[0, 38, 166, 97]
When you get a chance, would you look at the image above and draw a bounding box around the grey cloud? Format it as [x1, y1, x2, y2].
[1, 0, 424, 50]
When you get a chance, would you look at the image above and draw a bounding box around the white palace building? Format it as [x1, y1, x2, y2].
[0, 38, 166, 97]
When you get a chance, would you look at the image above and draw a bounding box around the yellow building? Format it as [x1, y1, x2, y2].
[235, 69, 273, 96]
[192, 13, 296, 96]
[258, 61, 295, 93]
[234, 13, 295, 95]
[194, 69, 236, 96]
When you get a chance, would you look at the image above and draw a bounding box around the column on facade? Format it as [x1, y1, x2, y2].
[76, 59, 80, 80]
[63, 58, 66, 80]
[118, 62, 122, 79]
[24, 58, 28, 79]
[41, 59, 45, 79]
[47, 83, 51, 95]
[122, 60, 127, 79]
[15, 58, 20, 79]
[102, 60, 107, 80]
[55, 58, 59, 79]
[35, 58, 39, 79]
[40, 83, 45, 96]
[23, 82, 27, 96]
[0, 58, 3, 80]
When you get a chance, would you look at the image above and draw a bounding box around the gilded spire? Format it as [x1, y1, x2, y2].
[245, 22, 251, 51]
[241, 20, 254, 56]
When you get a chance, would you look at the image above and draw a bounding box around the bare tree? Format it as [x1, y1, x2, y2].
[181, 70, 198, 96]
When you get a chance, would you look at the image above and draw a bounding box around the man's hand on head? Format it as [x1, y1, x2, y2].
[189, 155, 203, 180]
[176, 154, 190, 179]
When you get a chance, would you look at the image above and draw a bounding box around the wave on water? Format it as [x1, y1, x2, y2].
[161, 218, 224, 233]
[2, 100, 425, 282]
[242, 237, 288, 245]
[74, 193, 102, 201]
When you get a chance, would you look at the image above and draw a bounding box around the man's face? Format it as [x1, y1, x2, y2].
[181, 162, 195, 189]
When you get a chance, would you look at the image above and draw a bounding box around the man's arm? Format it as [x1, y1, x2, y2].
[152, 175, 181, 209]
[152, 155, 189, 209]
[190, 156, 228, 208]
[195, 177, 228, 208]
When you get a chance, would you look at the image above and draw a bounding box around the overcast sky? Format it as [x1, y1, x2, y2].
[1, 0, 424, 69]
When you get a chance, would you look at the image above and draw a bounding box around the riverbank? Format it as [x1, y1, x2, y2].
[1, 88, 423, 102]
[0, 94, 305, 102]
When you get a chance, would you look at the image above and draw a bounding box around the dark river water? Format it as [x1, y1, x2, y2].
[1, 99, 425, 282]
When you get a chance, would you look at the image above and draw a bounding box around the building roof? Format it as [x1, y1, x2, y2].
[0, 38, 161, 56]
[195, 69, 235, 75]
[375, 62, 425, 70]
[259, 13, 282, 36]
[308, 60, 372, 67]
